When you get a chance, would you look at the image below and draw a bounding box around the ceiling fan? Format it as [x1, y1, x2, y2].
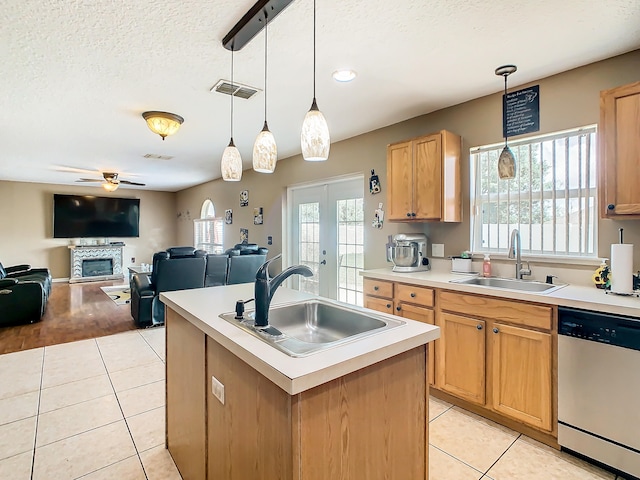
[76, 172, 146, 192]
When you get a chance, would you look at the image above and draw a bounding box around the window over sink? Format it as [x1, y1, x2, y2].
[470, 126, 597, 258]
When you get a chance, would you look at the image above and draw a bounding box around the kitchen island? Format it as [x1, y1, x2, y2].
[160, 283, 440, 480]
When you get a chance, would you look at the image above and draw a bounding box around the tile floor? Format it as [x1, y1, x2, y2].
[0, 327, 627, 480]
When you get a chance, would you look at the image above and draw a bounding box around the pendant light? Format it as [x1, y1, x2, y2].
[495, 65, 517, 180]
[300, 0, 330, 162]
[221, 47, 243, 181]
[253, 11, 277, 173]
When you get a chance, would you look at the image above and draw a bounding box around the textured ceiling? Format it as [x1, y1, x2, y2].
[2, 0, 639, 191]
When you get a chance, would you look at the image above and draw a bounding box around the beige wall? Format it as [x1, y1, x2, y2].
[0, 181, 176, 279]
[177, 49, 640, 274]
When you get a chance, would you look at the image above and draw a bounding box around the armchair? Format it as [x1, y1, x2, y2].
[225, 244, 268, 285]
[130, 247, 207, 328]
[0, 262, 52, 325]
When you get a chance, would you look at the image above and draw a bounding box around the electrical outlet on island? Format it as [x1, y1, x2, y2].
[131, 257, 136, 264]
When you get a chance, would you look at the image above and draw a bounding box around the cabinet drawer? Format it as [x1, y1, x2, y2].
[363, 278, 393, 299]
[364, 295, 394, 314]
[396, 283, 434, 307]
[438, 290, 552, 330]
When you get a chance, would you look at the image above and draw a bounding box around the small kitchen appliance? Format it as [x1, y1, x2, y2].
[387, 233, 430, 272]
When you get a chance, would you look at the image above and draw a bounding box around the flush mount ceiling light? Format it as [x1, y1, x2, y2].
[495, 64, 517, 180]
[142, 111, 184, 141]
[253, 10, 277, 174]
[301, 0, 330, 162]
[220, 48, 243, 181]
[332, 69, 357, 83]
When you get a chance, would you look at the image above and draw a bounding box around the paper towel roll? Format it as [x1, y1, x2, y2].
[610, 243, 634, 294]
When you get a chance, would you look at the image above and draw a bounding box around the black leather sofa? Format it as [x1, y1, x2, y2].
[130, 245, 267, 328]
[0, 262, 53, 326]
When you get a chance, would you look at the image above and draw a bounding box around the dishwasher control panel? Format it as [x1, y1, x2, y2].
[558, 307, 640, 351]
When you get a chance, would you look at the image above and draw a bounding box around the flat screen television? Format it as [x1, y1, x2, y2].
[53, 194, 140, 238]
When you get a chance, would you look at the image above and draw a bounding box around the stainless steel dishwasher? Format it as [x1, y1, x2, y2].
[558, 306, 640, 478]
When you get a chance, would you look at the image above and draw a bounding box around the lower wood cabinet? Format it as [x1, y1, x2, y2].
[435, 290, 555, 434]
[395, 302, 436, 386]
[437, 312, 485, 405]
[364, 278, 436, 385]
[491, 322, 552, 431]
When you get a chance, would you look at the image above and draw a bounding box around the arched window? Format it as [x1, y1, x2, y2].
[194, 199, 224, 253]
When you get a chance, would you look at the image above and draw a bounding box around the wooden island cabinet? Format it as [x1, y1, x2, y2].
[162, 284, 438, 480]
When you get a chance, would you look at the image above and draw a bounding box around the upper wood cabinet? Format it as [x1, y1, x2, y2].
[387, 130, 462, 222]
[599, 80, 640, 218]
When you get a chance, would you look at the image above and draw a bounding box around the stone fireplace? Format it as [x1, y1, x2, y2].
[69, 245, 124, 283]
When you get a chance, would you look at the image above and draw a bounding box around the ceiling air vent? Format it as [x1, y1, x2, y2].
[211, 80, 260, 100]
[143, 153, 174, 160]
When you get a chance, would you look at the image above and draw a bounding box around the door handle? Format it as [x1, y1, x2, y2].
[396, 306, 401, 312]
[493, 327, 499, 334]
[477, 324, 483, 330]
[320, 260, 327, 265]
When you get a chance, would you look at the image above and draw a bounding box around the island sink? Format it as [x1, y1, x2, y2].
[219, 298, 405, 357]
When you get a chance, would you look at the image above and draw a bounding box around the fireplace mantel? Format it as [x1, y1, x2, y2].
[68, 244, 125, 283]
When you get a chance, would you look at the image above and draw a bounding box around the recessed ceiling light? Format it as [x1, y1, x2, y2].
[332, 69, 357, 82]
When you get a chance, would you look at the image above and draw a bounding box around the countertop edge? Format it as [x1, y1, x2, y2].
[160, 285, 439, 395]
[361, 268, 640, 317]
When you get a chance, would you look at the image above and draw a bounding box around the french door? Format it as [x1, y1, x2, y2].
[288, 176, 364, 305]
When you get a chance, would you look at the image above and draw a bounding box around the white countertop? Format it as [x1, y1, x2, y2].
[160, 284, 439, 395]
[361, 268, 640, 318]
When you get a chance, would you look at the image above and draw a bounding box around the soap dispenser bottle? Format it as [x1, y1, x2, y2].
[482, 254, 492, 277]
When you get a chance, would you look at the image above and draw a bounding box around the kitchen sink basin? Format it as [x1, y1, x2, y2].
[449, 276, 566, 294]
[219, 298, 405, 357]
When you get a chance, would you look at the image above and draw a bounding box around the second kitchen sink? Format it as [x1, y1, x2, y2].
[450, 276, 566, 294]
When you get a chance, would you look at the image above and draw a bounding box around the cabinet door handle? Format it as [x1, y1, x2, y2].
[493, 327, 499, 334]
[477, 324, 483, 330]
[386, 303, 392, 309]
[607, 204, 615, 211]
[411, 212, 416, 217]
[396, 306, 401, 312]
[410, 292, 416, 298]
[374, 286, 379, 291]
[406, 212, 412, 217]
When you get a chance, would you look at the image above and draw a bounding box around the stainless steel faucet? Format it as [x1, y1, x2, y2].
[254, 254, 313, 327]
[508, 228, 531, 280]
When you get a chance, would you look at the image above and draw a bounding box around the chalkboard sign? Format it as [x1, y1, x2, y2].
[503, 85, 540, 138]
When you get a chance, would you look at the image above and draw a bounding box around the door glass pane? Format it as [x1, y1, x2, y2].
[337, 198, 364, 306]
[299, 202, 320, 295]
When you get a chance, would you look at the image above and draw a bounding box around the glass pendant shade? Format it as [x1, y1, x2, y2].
[253, 122, 277, 173]
[102, 182, 119, 192]
[301, 99, 330, 161]
[221, 139, 243, 181]
[498, 145, 516, 180]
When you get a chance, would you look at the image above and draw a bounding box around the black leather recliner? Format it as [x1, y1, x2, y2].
[130, 245, 269, 328]
[0, 262, 53, 326]
[226, 244, 268, 285]
[130, 247, 207, 328]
